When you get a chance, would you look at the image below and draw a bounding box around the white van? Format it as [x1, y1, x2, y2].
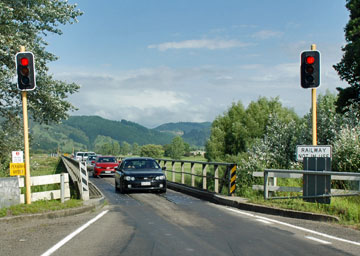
[83, 152, 96, 161]
[75, 152, 85, 161]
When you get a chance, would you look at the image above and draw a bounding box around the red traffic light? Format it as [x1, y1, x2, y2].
[300, 50, 320, 88]
[15, 52, 36, 91]
[306, 56, 315, 64]
[20, 57, 29, 66]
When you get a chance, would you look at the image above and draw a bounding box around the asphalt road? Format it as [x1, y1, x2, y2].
[0, 176, 359, 256]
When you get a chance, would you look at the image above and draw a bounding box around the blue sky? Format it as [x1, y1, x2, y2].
[47, 0, 349, 128]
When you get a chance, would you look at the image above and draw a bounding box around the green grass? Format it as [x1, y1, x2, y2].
[242, 176, 360, 229]
[0, 199, 83, 218]
[247, 193, 360, 229]
[30, 154, 65, 176]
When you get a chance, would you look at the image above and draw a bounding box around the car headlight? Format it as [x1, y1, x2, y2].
[125, 176, 135, 181]
[155, 175, 166, 180]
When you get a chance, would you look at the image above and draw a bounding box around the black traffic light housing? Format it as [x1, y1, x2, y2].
[301, 50, 320, 88]
[15, 52, 36, 91]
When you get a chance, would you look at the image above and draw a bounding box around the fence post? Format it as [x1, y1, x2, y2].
[172, 161, 176, 182]
[163, 160, 167, 178]
[60, 173, 65, 203]
[202, 164, 207, 190]
[214, 165, 219, 193]
[181, 162, 185, 184]
[264, 170, 269, 200]
[191, 162, 195, 187]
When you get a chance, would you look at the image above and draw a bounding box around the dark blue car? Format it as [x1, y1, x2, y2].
[115, 157, 167, 193]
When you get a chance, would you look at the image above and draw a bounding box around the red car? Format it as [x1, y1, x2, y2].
[93, 156, 119, 177]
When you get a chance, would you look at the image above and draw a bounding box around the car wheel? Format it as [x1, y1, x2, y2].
[115, 180, 119, 192]
[93, 172, 98, 178]
[119, 183, 125, 194]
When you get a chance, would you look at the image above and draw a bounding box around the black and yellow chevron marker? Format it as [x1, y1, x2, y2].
[229, 165, 236, 195]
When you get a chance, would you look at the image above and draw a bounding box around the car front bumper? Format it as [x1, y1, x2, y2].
[122, 180, 166, 191]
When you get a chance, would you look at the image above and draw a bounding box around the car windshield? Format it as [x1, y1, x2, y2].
[124, 160, 159, 169]
[97, 157, 116, 163]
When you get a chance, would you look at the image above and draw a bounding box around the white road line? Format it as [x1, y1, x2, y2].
[224, 207, 360, 247]
[41, 210, 109, 256]
[256, 218, 273, 224]
[306, 236, 332, 244]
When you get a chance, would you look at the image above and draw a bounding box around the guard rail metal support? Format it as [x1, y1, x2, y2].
[264, 169, 360, 200]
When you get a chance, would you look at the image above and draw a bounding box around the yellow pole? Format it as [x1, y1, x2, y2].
[20, 46, 32, 204]
[311, 44, 317, 146]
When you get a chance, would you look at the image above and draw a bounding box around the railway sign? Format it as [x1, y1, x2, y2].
[296, 145, 332, 162]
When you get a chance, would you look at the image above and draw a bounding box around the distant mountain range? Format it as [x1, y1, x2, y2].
[31, 116, 211, 152]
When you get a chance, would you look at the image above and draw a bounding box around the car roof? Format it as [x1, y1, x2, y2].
[123, 157, 155, 161]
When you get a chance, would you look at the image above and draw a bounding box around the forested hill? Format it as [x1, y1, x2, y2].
[154, 122, 211, 147]
[31, 116, 211, 152]
[63, 116, 174, 145]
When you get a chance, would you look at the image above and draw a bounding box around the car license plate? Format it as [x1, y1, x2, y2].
[105, 171, 111, 174]
[141, 182, 151, 186]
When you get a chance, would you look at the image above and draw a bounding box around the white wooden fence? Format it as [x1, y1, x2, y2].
[252, 170, 360, 199]
[19, 173, 70, 203]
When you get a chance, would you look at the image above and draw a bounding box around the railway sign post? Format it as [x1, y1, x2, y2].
[296, 145, 332, 162]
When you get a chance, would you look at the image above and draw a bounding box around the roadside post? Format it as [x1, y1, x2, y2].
[300, 44, 320, 145]
[79, 161, 90, 200]
[229, 164, 237, 196]
[15, 46, 37, 204]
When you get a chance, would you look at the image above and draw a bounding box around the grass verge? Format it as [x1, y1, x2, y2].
[0, 199, 83, 218]
[247, 191, 360, 230]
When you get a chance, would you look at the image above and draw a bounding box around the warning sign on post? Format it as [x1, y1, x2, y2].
[10, 163, 25, 176]
[296, 145, 332, 162]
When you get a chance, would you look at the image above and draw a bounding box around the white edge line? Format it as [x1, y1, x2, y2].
[41, 210, 109, 256]
[306, 236, 332, 245]
[225, 207, 360, 246]
[256, 219, 273, 224]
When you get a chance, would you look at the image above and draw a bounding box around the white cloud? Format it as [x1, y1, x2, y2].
[148, 39, 249, 51]
[252, 30, 283, 40]
[57, 54, 347, 128]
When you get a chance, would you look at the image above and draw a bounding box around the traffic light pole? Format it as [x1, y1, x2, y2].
[311, 44, 317, 146]
[20, 46, 32, 204]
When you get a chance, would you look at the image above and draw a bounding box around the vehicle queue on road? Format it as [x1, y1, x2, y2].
[72, 152, 167, 194]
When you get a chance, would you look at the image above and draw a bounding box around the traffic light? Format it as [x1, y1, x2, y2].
[301, 50, 320, 88]
[15, 52, 36, 91]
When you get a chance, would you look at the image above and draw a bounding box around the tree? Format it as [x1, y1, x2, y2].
[0, 0, 82, 174]
[169, 136, 185, 159]
[205, 97, 299, 162]
[140, 144, 164, 158]
[132, 143, 141, 156]
[333, 0, 360, 112]
[121, 141, 131, 156]
[0, 1, 82, 123]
